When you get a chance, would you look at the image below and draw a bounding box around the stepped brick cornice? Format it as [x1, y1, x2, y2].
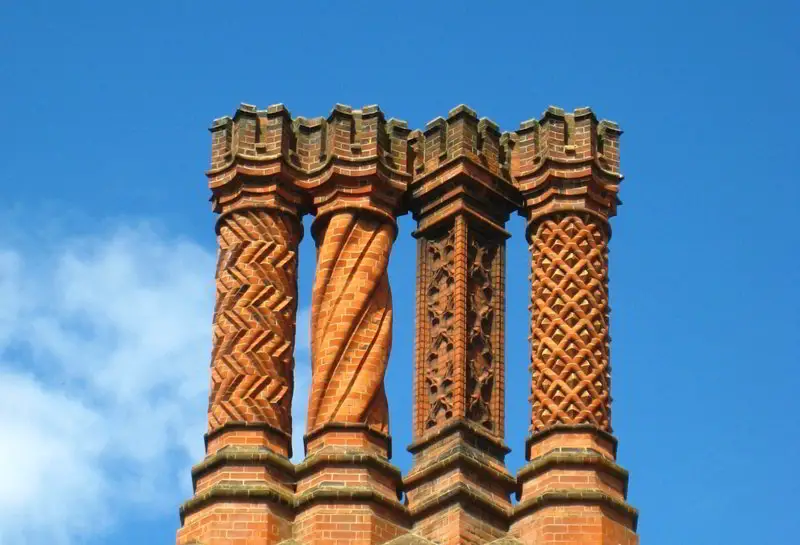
[511, 106, 623, 232]
[207, 103, 413, 222]
[205, 103, 622, 224]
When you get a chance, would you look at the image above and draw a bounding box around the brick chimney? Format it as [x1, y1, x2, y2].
[176, 103, 638, 545]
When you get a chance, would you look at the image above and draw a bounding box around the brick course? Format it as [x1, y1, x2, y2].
[177, 103, 637, 545]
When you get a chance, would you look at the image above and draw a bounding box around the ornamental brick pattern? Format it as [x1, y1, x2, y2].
[209, 210, 301, 439]
[529, 214, 610, 432]
[177, 102, 639, 545]
[308, 211, 393, 435]
[421, 228, 457, 429]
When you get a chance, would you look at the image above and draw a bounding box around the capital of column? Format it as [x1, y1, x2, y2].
[408, 104, 521, 237]
[510, 109, 637, 545]
[511, 106, 623, 238]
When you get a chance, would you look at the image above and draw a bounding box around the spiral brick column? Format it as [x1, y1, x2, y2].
[293, 104, 412, 545]
[510, 107, 638, 545]
[306, 211, 393, 437]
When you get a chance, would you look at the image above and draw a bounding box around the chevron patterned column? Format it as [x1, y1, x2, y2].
[208, 208, 301, 456]
[177, 105, 305, 545]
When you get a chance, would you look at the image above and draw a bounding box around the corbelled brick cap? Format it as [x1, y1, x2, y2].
[206, 103, 621, 221]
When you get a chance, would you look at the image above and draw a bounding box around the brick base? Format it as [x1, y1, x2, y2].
[294, 503, 407, 545]
[293, 426, 409, 545]
[404, 422, 516, 545]
[178, 435, 296, 545]
[178, 502, 293, 545]
[510, 426, 638, 545]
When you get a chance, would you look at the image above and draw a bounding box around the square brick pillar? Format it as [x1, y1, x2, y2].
[404, 106, 520, 545]
[177, 105, 305, 545]
[509, 107, 639, 545]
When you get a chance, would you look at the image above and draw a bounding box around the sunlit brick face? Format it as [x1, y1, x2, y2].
[178, 103, 637, 545]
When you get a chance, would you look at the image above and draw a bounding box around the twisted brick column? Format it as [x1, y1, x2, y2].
[289, 104, 410, 545]
[208, 209, 301, 453]
[307, 211, 393, 435]
[529, 213, 610, 432]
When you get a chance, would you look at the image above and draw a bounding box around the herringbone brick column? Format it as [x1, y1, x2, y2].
[178, 104, 306, 545]
[404, 106, 519, 545]
[510, 107, 638, 545]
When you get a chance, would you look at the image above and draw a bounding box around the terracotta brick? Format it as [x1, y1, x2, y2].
[177, 103, 638, 545]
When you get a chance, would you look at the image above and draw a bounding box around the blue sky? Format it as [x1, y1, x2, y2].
[1, 1, 798, 544]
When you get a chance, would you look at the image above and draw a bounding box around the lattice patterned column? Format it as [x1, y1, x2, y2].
[404, 106, 519, 545]
[529, 213, 610, 432]
[510, 107, 638, 545]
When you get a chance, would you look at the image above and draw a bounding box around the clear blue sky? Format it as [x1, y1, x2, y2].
[1, 1, 798, 544]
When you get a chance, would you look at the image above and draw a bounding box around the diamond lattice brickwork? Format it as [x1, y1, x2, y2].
[529, 214, 611, 432]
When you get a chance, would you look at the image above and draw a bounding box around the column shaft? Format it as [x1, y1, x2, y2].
[404, 105, 520, 545]
[511, 107, 637, 545]
[207, 209, 301, 456]
[529, 213, 610, 433]
[307, 210, 393, 444]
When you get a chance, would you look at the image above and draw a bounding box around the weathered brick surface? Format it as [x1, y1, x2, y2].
[177, 103, 639, 545]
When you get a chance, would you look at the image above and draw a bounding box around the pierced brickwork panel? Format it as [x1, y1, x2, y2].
[307, 211, 394, 435]
[466, 231, 500, 431]
[529, 214, 611, 432]
[208, 210, 301, 435]
[423, 229, 457, 430]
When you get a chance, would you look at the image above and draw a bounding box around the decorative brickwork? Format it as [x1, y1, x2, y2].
[404, 106, 519, 545]
[512, 108, 636, 545]
[209, 210, 301, 441]
[529, 214, 610, 432]
[466, 230, 502, 431]
[178, 103, 639, 545]
[422, 229, 456, 430]
[307, 211, 394, 436]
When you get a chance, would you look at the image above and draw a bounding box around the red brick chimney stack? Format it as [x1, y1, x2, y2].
[177, 103, 638, 545]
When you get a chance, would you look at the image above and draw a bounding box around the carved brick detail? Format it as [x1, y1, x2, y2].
[423, 229, 457, 429]
[466, 231, 499, 430]
[529, 214, 611, 432]
[208, 209, 300, 434]
[307, 211, 394, 435]
[183, 102, 636, 545]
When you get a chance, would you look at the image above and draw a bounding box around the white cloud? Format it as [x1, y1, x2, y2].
[0, 223, 311, 545]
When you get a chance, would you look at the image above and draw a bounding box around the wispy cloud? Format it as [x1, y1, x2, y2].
[0, 223, 311, 545]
